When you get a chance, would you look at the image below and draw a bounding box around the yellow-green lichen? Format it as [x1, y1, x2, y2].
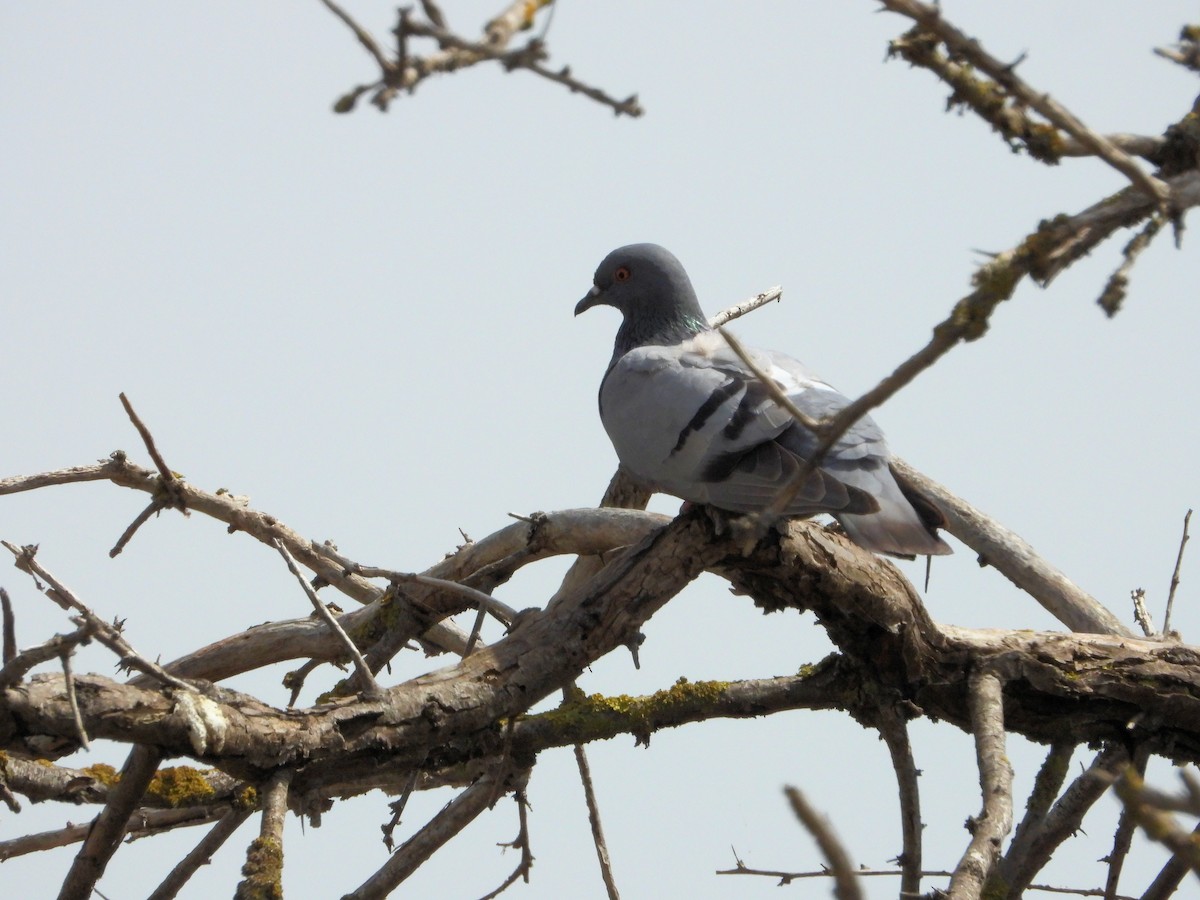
[234, 785, 260, 810]
[531, 677, 734, 743]
[981, 872, 1013, 900]
[889, 28, 1065, 164]
[145, 766, 217, 808]
[81, 763, 120, 787]
[234, 836, 284, 900]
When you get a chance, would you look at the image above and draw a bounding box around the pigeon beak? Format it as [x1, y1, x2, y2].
[574, 285, 603, 316]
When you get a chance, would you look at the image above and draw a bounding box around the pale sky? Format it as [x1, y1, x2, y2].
[4, 3, 1199, 898]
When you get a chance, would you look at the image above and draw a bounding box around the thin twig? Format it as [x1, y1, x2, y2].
[118, 392, 176, 484]
[309, 540, 518, 632]
[715, 864, 1137, 898]
[1154, 26, 1200, 74]
[0, 781, 18, 815]
[574, 744, 621, 899]
[718, 328, 823, 431]
[418, 0, 447, 29]
[708, 286, 782, 328]
[476, 788, 534, 900]
[1096, 215, 1164, 317]
[0, 806, 230, 862]
[326, 0, 642, 118]
[1104, 748, 1151, 900]
[2, 541, 195, 690]
[382, 769, 421, 852]
[0, 625, 92, 688]
[114, 390, 189, 559]
[109, 498, 170, 558]
[464, 597, 491, 657]
[783, 786, 863, 900]
[1, 586, 15, 663]
[318, 0, 395, 73]
[1163, 509, 1191, 637]
[60, 650, 90, 750]
[273, 539, 380, 697]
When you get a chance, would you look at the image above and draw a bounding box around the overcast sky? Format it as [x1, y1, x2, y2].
[4, 3, 1199, 898]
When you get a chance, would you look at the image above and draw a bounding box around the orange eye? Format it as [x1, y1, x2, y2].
[614, 266, 631, 282]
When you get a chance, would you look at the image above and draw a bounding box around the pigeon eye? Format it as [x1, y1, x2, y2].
[614, 266, 631, 283]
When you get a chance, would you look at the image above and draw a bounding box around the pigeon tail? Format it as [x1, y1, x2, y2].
[835, 505, 952, 558]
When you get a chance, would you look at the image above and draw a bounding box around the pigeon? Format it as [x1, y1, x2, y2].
[574, 243, 951, 558]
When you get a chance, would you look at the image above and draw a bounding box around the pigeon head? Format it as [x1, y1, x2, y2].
[575, 243, 710, 354]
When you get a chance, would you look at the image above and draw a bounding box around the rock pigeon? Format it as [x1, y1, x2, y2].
[575, 243, 951, 558]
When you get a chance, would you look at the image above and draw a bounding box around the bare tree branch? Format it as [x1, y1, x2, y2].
[476, 787, 533, 900]
[345, 772, 523, 900]
[235, 768, 291, 900]
[0, 806, 231, 863]
[147, 806, 254, 900]
[1003, 742, 1074, 882]
[2, 541, 196, 691]
[783, 786, 863, 900]
[574, 743, 621, 900]
[1113, 766, 1200, 875]
[1163, 508, 1192, 636]
[947, 669, 1013, 899]
[1140, 819, 1200, 900]
[892, 460, 1130, 635]
[1104, 748, 1151, 900]
[274, 538, 381, 697]
[58, 745, 164, 900]
[1, 586, 15, 663]
[322, 0, 642, 117]
[882, 0, 1172, 211]
[876, 705, 923, 897]
[1154, 25, 1200, 73]
[999, 745, 1129, 897]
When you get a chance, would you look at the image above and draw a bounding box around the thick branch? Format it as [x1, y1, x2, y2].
[947, 669, 1013, 898]
[892, 460, 1129, 635]
[57, 745, 164, 900]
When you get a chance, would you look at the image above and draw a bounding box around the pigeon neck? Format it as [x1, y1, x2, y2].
[613, 311, 710, 358]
